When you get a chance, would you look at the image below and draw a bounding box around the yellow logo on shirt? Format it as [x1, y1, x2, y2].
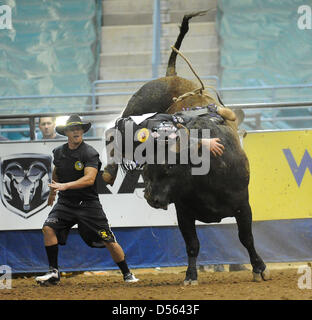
[74, 161, 84, 171]
[100, 231, 108, 238]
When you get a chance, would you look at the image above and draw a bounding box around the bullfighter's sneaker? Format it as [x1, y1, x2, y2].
[35, 267, 60, 285]
[123, 272, 139, 283]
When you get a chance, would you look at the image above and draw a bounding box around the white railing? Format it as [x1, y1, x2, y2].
[0, 101, 311, 141]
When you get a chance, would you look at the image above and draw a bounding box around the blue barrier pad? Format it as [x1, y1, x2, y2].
[1, 219, 312, 273]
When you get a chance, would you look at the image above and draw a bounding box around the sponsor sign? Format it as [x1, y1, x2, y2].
[1, 130, 310, 230]
[0, 140, 183, 230]
[0, 154, 52, 219]
[244, 130, 312, 221]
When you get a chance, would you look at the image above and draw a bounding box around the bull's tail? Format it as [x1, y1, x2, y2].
[166, 10, 209, 77]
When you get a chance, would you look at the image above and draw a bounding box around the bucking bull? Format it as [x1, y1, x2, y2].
[103, 11, 270, 285]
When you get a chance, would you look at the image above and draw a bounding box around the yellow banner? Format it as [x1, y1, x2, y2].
[244, 130, 312, 221]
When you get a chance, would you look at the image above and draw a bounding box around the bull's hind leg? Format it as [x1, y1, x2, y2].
[235, 203, 270, 281]
[176, 208, 199, 286]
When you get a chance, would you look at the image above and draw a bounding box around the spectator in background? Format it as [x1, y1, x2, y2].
[38, 117, 62, 139]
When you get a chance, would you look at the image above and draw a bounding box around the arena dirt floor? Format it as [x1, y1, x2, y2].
[1, 262, 312, 301]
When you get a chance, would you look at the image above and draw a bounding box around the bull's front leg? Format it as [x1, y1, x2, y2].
[176, 205, 199, 286]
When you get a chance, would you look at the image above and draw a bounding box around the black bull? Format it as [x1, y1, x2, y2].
[105, 113, 270, 284]
[102, 12, 270, 284]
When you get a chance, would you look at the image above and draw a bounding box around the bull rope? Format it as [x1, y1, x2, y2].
[170, 46, 223, 106]
[170, 45, 204, 94]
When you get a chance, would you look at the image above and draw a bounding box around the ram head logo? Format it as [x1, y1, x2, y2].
[0, 154, 52, 219]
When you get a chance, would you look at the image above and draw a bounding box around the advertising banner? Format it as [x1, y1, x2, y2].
[0, 139, 196, 230]
[244, 130, 312, 221]
[1, 129, 311, 231]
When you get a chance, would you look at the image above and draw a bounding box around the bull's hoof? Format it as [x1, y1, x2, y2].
[252, 267, 271, 282]
[184, 279, 198, 286]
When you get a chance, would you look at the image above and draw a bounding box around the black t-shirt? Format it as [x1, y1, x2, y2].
[52, 141, 101, 202]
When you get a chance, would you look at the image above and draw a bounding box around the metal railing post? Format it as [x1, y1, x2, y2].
[29, 116, 36, 141]
[152, 0, 161, 79]
[91, 81, 96, 111]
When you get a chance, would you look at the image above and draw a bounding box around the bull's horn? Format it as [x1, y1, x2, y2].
[176, 123, 189, 133]
[217, 106, 237, 122]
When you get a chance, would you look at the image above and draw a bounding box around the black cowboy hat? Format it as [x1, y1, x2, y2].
[56, 114, 91, 136]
